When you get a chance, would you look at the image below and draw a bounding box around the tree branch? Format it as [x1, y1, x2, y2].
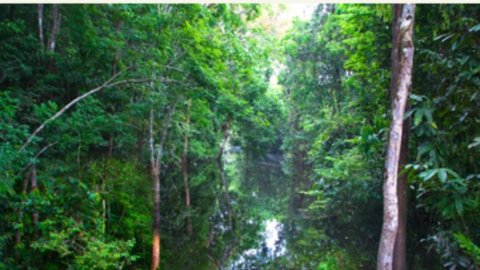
[20, 67, 190, 152]
[20, 71, 145, 151]
[17, 142, 57, 177]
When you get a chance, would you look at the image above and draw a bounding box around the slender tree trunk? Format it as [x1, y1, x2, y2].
[390, 5, 409, 270]
[182, 99, 193, 236]
[37, 4, 44, 49]
[377, 4, 415, 270]
[393, 121, 409, 270]
[149, 109, 161, 270]
[151, 165, 161, 270]
[47, 4, 61, 53]
[389, 5, 402, 103]
[149, 104, 176, 270]
[206, 222, 215, 248]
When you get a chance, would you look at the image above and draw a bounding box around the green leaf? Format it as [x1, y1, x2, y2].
[404, 108, 416, 120]
[469, 23, 480, 32]
[438, 169, 447, 183]
[414, 109, 423, 126]
[445, 168, 461, 179]
[468, 137, 480, 149]
[419, 169, 437, 181]
[409, 94, 423, 101]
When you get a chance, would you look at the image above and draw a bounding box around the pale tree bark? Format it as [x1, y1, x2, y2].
[47, 4, 61, 53]
[391, 5, 409, 270]
[37, 4, 44, 49]
[378, 4, 415, 270]
[149, 103, 176, 270]
[182, 99, 193, 236]
[393, 120, 409, 270]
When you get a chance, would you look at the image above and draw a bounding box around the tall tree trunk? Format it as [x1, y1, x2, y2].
[37, 4, 44, 49]
[149, 109, 161, 270]
[47, 4, 61, 53]
[151, 164, 161, 270]
[393, 120, 409, 270]
[391, 5, 409, 270]
[377, 4, 415, 270]
[182, 99, 193, 236]
[149, 104, 176, 270]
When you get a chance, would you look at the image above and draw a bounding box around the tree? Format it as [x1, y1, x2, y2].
[377, 4, 415, 270]
[149, 103, 176, 270]
[391, 4, 409, 270]
[182, 99, 193, 236]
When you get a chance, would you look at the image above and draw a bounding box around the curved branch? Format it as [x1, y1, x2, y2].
[19, 71, 152, 151]
[20, 69, 191, 152]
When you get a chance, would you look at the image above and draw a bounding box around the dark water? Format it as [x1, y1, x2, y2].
[224, 149, 288, 269]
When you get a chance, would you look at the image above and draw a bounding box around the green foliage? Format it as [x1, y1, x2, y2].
[73, 239, 138, 270]
[454, 233, 480, 265]
[1, 3, 479, 269]
[0, 3, 282, 269]
[276, 4, 480, 269]
[316, 249, 359, 270]
[278, 5, 388, 268]
[406, 4, 480, 268]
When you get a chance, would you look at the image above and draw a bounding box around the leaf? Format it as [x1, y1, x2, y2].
[419, 169, 437, 181]
[445, 168, 461, 179]
[469, 23, 480, 32]
[459, 56, 470, 66]
[434, 33, 453, 42]
[409, 94, 423, 102]
[438, 169, 447, 183]
[424, 108, 433, 123]
[404, 108, 416, 120]
[414, 109, 423, 126]
[468, 137, 480, 149]
[417, 142, 433, 159]
[451, 40, 459, 51]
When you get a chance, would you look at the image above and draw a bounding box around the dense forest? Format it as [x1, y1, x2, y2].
[0, 3, 479, 270]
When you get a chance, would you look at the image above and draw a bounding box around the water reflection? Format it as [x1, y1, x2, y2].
[228, 219, 286, 269]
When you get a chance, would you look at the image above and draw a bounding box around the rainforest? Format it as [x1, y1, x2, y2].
[0, 3, 479, 270]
